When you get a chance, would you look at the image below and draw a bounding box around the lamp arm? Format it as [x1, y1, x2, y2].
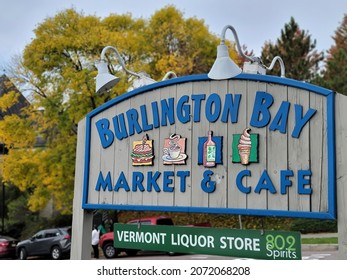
[221, 25, 256, 63]
[100, 46, 141, 78]
[263, 56, 286, 77]
[161, 71, 177, 81]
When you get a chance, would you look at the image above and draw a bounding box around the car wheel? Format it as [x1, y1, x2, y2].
[19, 248, 27, 260]
[102, 242, 118, 259]
[51, 246, 62, 260]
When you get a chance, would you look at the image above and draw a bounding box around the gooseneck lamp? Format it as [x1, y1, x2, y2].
[161, 71, 177, 81]
[96, 46, 177, 94]
[208, 25, 286, 80]
[95, 46, 157, 94]
[95, 59, 120, 94]
[263, 56, 285, 77]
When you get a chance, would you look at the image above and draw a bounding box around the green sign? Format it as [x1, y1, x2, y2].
[114, 224, 301, 260]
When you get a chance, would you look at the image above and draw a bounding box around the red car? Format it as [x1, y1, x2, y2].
[99, 216, 211, 258]
[0, 235, 19, 259]
[100, 216, 174, 258]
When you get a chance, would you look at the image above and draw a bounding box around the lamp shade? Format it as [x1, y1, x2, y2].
[208, 44, 242, 80]
[133, 74, 156, 88]
[95, 60, 120, 94]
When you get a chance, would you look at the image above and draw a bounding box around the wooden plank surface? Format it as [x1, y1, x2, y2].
[266, 83, 289, 211]
[208, 80, 228, 209]
[85, 79, 330, 216]
[287, 87, 311, 212]
[174, 82, 193, 207]
[245, 81, 268, 210]
[309, 91, 327, 212]
[336, 92, 347, 259]
[227, 79, 248, 209]
[191, 81, 210, 208]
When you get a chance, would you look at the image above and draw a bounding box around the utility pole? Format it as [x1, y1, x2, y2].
[1, 181, 4, 234]
[1, 142, 5, 234]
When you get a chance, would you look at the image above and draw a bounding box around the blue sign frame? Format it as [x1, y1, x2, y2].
[81, 73, 336, 219]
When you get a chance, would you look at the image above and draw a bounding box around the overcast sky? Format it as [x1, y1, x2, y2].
[1, 0, 346, 71]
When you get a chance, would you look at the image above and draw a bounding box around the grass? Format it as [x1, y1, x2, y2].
[301, 237, 338, 244]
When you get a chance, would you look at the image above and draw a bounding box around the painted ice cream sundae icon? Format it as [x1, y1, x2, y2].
[162, 134, 187, 164]
[238, 127, 252, 165]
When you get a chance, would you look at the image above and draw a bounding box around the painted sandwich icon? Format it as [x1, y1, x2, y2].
[131, 134, 154, 165]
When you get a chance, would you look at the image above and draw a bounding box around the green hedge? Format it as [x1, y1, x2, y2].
[289, 219, 337, 233]
[116, 211, 337, 234]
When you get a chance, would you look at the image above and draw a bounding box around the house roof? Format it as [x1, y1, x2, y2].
[0, 74, 29, 120]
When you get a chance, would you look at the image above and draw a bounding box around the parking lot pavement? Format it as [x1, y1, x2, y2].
[301, 232, 338, 252]
[301, 232, 338, 239]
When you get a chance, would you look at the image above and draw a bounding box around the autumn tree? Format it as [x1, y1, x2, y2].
[316, 14, 347, 95]
[261, 17, 323, 81]
[2, 6, 227, 216]
[144, 6, 219, 77]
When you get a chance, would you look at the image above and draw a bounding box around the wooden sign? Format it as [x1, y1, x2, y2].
[77, 74, 336, 219]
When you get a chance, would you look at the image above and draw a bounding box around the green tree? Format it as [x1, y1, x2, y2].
[316, 14, 347, 95]
[2, 6, 227, 216]
[261, 17, 323, 81]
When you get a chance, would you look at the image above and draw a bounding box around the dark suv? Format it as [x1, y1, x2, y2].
[16, 227, 71, 260]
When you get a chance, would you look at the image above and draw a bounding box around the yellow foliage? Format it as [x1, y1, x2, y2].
[0, 91, 19, 111]
[0, 115, 36, 148]
[2, 149, 41, 191]
[27, 186, 50, 212]
[5, 6, 243, 216]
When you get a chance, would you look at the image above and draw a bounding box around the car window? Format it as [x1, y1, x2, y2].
[46, 229, 61, 237]
[45, 232, 58, 238]
[33, 231, 45, 239]
[139, 220, 152, 225]
[157, 219, 174, 225]
[127, 220, 152, 225]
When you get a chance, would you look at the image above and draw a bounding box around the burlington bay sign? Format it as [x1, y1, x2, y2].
[80, 73, 336, 219]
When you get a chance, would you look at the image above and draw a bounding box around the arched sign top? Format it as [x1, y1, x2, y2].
[87, 73, 334, 119]
[81, 73, 336, 220]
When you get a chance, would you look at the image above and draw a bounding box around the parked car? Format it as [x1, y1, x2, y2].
[0, 235, 19, 259]
[99, 216, 211, 258]
[16, 227, 71, 260]
[100, 216, 173, 258]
